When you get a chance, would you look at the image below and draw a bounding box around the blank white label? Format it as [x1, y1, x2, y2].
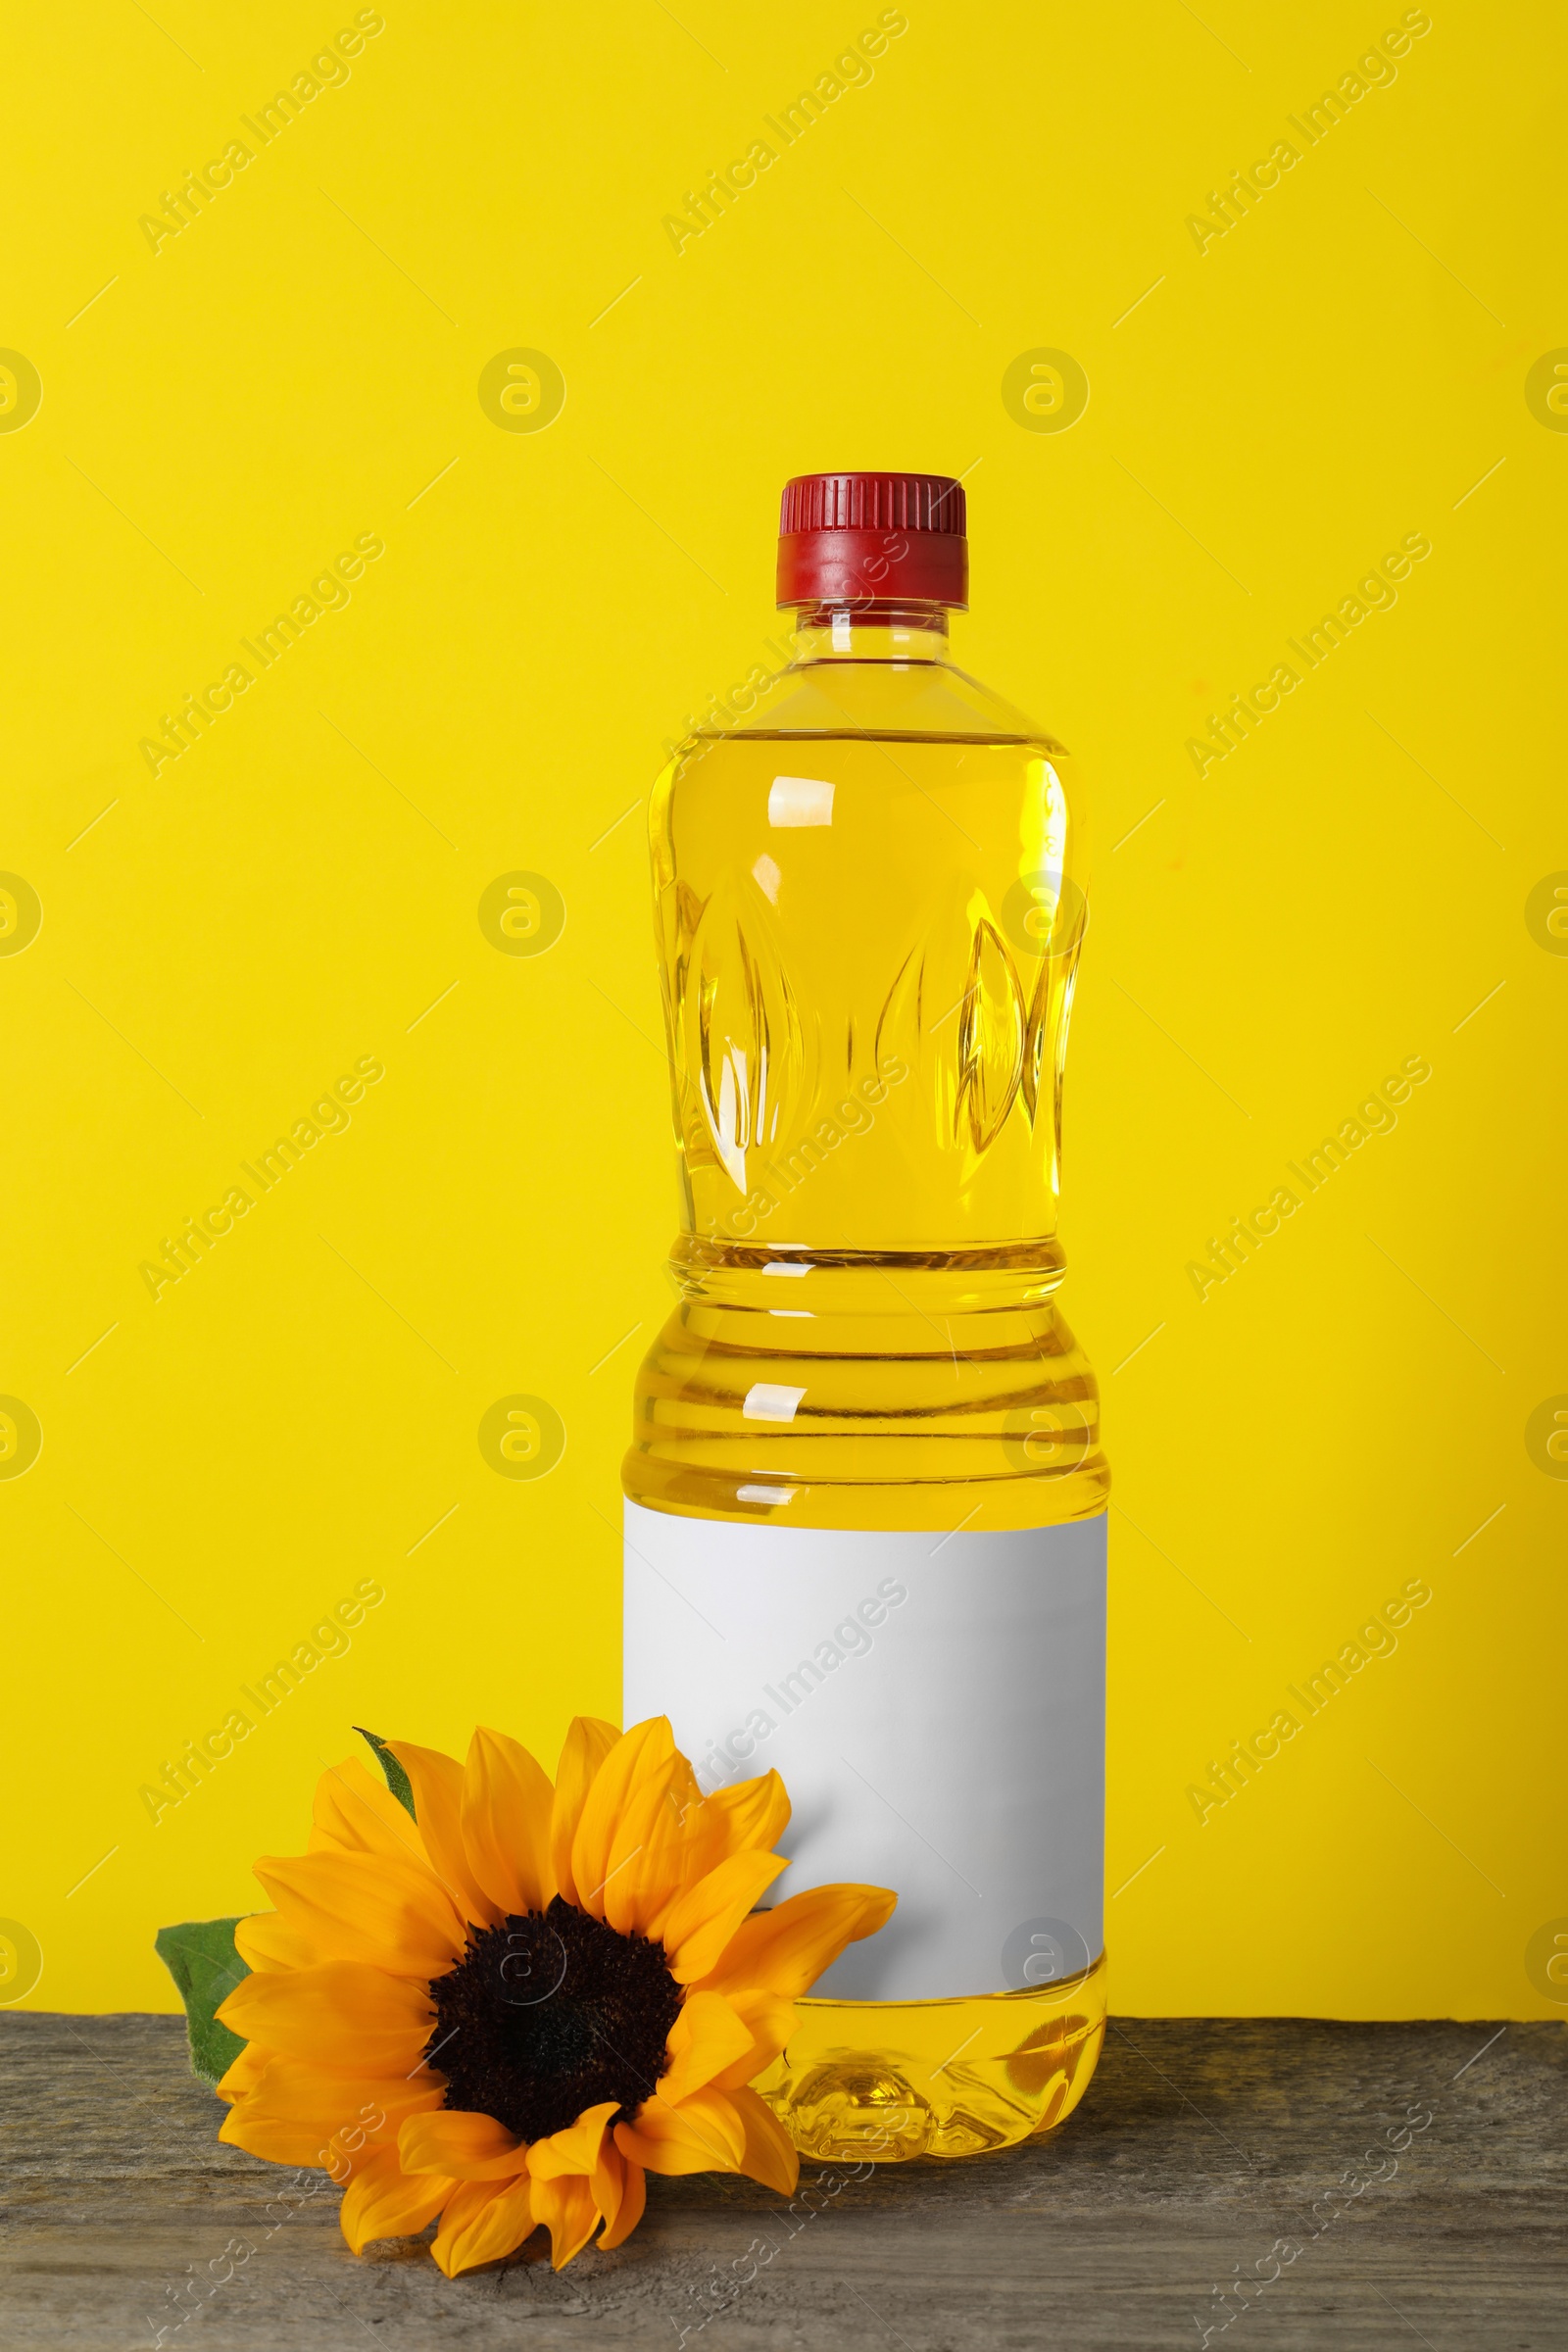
[623, 1502, 1106, 2000]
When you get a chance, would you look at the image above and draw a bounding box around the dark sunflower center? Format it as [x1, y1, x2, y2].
[426, 1895, 682, 2143]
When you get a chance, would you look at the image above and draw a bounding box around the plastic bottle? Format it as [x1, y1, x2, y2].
[623, 472, 1107, 2161]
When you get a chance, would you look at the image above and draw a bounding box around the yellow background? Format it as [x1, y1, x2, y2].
[3, 0, 1562, 2020]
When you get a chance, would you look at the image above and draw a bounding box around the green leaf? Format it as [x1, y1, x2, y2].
[356, 1725, 416, 1818]
[154, 1917, 251, 2088]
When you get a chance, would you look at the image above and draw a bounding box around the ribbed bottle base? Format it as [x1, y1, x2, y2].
[755, 1956, 1107, 2162]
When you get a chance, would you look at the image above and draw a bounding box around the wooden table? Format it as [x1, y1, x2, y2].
[2, 2013, 1562, 2348]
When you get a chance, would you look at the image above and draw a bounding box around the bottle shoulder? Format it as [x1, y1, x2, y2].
[709, 657, 1067, 753]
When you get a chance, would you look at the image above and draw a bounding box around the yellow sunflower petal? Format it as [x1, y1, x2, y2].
[710, 1985, 799, 2090]
[252, 1851, 466, 1979]
[339, 2146, 455, 2253]
[612, 2086, 747, 2175]
[234, 1911, 318, 1974]
[659, 1990, 755, 2104]
[525, 2098, 617, 2180]
[219, 2105, 341, 2168]
[726, 2083, 800, 2196]
[602, 1754, 684, 1935]
[581, 2106, 641, 2244]
[219, 2057, 439, 2168]
[217, 1960, 433, 2075]
[569, 1717, 675, 1921]
[618, 1753, 706, 1935]
[694, 1883, 897, 1999]
[636, 1768, 793, 1940]
[549, 1717, 621, 1907]
[430, 2176, 539, 2278]
[597, 2149, 646, 2250]
[684, 1772, 792, 1885]
[214, 2040, 270, 2102]
[308, 1757, 425, 1863]
[399, 2108, 529, 2181]
[529, 2170, 602, 2270]
[662, 1850, 790, 1984]
[221, 2054, 436, 2134]
[460, 1726, 557, 1918]
[526, 2105, 643, 2255]
[220, 2097, 422, 2171]
[386, 1740, 499, 1931]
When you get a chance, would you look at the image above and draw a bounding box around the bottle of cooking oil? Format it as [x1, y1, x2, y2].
[622, 471, 1107, 2162]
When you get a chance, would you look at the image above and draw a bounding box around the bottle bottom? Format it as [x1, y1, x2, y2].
[754, 1955, 1107, 2163]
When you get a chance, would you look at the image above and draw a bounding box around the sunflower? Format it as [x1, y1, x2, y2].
[215, 1715, 895, 2275]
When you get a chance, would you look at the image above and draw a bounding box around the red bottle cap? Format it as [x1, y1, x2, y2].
[776, 472, 968, 611]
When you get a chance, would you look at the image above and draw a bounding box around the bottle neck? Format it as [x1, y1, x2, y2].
[787, 603, 953, 663]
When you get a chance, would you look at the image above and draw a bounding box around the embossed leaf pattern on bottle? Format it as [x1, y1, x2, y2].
[1020, 960, 1046, 1127]
[877, 904, 1037, 1156]
[664, 862, 1078, 1224]
[956, 915, 1027, 1152]
[873, 943, 932, 1127]
[1021, 923, 1082, 1182]
[659, 879, 709, 1173]
[678, 876, 802, 1194]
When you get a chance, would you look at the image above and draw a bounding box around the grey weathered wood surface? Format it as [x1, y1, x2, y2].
[1, 2014, 1563, 2349]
